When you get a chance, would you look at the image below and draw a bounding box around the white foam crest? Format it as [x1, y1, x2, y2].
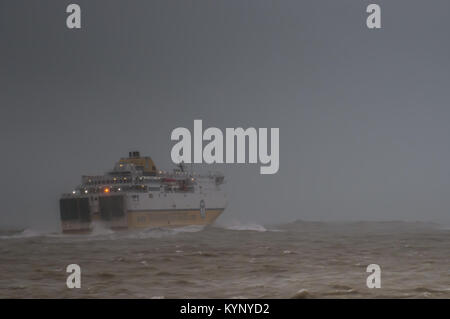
[90, 222, 115, 236]
[217, 221, 267, 232]
[0, 229, 44, 239]
[171, 225, 206, 233]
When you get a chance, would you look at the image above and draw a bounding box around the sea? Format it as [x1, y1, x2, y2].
[0, 221, 449, 298]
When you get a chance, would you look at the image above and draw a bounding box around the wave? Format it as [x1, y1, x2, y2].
[90, 222, 116, 236]
[0, 228, 46, 239]
[217, 222, 267, 232]
[46, 224, 207, 241]
[42, 223, 116, 241]
[124, 225, 205, 239]
[412, 287, 450, 293]
[290, 289, 313, 299]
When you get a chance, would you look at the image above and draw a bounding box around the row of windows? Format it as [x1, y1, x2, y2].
[80, 185, 161, 195]
[85, 178, 131, 185]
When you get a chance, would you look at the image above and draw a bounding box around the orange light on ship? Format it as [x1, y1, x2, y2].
[104, 187, 110, 194]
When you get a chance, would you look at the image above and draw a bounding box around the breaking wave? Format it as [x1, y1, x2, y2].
[217, 221, 268, 232]
[91, 222, 117, 236]
[0, 229, 46, 239]
[124, 225, 205, 239]
[290, 289, 313, 299]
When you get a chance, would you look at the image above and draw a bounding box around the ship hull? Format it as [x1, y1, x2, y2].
[61, 208, 224, 234]
[127, 208, 223, 229]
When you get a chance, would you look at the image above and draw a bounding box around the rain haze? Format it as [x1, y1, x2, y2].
[1, 0, 450, 231]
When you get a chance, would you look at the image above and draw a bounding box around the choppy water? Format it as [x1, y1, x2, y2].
[0, 221, 449, 298]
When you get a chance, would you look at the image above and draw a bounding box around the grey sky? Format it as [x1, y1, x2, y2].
[1, 1, 449, 230]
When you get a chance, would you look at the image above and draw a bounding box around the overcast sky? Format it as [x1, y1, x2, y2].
[1, 0, 449, 230]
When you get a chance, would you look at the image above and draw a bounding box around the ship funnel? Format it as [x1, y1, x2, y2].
[121, 151, 156, 176]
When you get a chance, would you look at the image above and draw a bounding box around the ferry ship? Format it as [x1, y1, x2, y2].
[59, 151, 227, 233]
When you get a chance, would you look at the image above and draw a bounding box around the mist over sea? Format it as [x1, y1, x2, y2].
[0, 221, 449, 299]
